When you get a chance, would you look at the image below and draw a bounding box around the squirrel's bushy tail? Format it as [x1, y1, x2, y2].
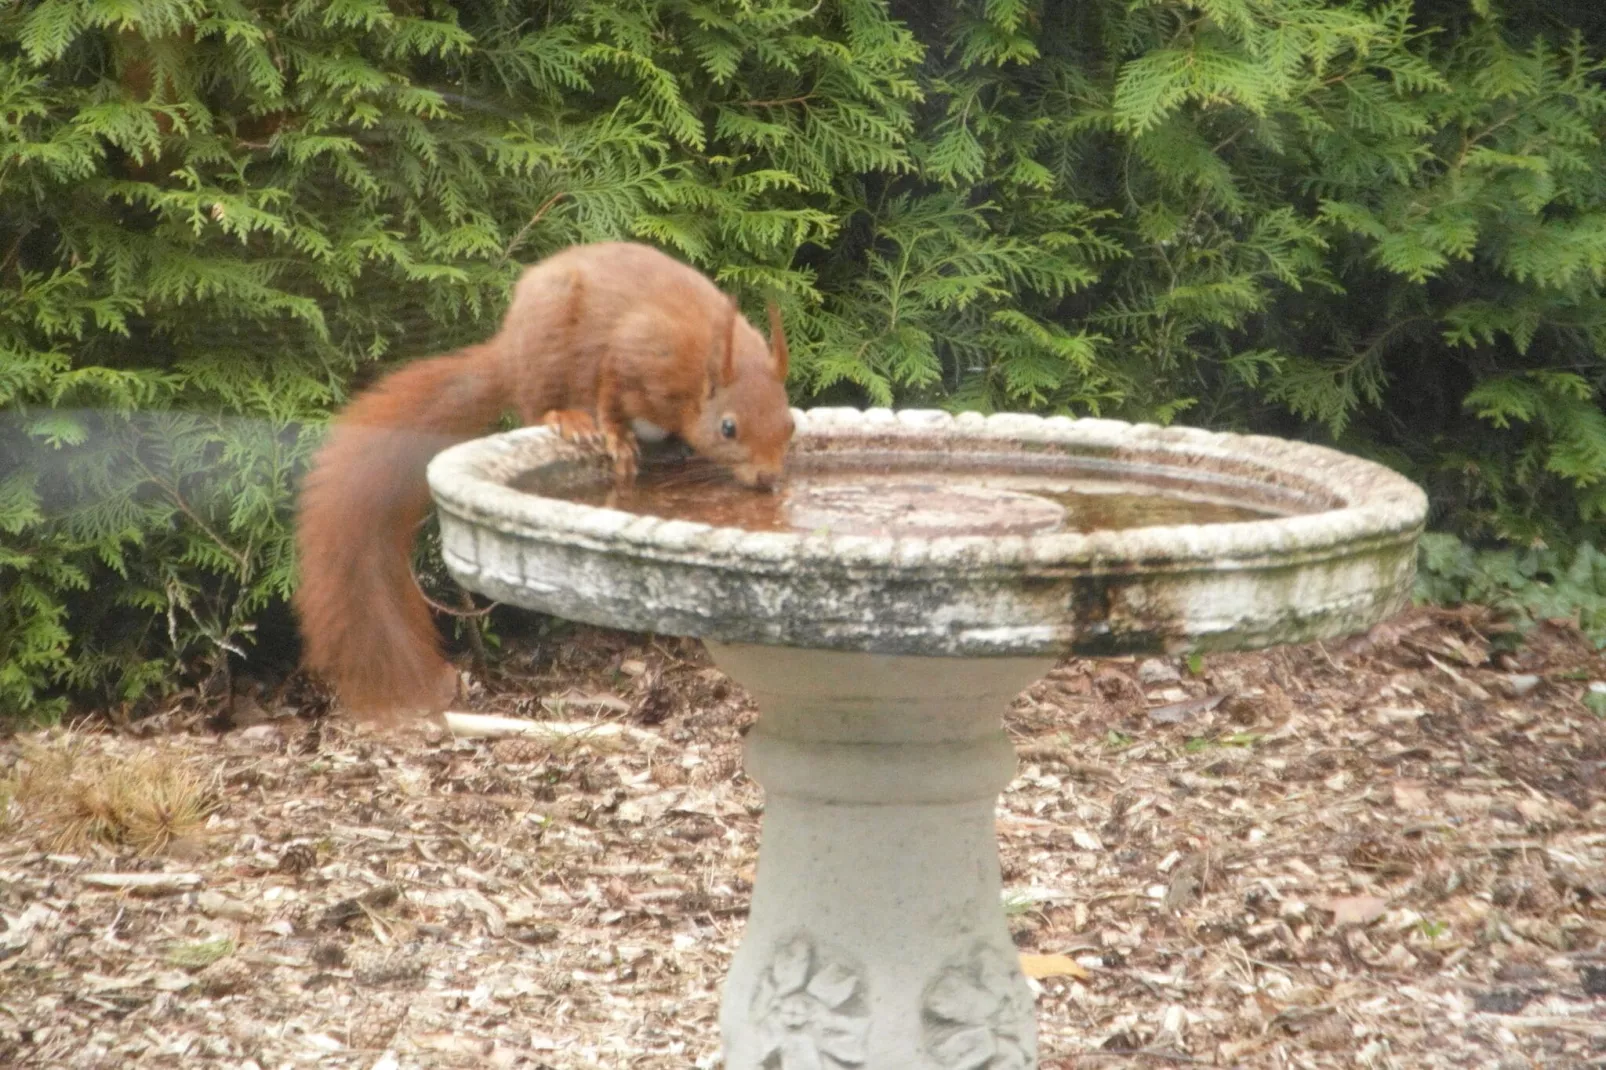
[294, 344, 507, 720]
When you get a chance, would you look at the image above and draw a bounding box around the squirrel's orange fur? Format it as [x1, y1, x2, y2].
[293, 242, 793, 721]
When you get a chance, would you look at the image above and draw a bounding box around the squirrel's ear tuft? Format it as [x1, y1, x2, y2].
[708, 295, 738, 389]
[766, 300, 788, 381]
[703, 296, 739, 393]
[724, 297, 740, 386]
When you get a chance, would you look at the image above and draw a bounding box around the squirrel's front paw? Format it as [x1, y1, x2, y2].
[603, 430, 639, 485]
[542, 409, 602, 445]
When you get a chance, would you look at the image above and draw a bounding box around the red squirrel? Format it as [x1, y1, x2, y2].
[293, 242, 794, 721]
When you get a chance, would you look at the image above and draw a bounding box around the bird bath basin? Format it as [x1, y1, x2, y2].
[427, 407, 1427, 1069]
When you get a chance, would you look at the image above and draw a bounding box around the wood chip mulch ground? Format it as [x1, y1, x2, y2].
[1, 606, 1603, 1069]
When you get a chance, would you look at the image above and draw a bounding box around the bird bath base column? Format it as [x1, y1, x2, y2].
[427, 408, 1428, 1067]
[706, 643, 1054, 1070]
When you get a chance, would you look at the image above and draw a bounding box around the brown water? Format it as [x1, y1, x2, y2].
[514, 458, 1289, 537]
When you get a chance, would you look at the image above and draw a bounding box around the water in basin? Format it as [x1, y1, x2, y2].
[511, 453, 1305, 538]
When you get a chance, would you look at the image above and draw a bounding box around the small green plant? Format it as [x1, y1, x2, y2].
[1001, 890, 1040, 917]
[1417, 919, 1452, 945]
[0, 774, 14, 834]
[1185, 731, 1262, 755]
[1103, 730, 1136, 752]
[1416, 533, 1606, 647]
[164, 937, 236, 970]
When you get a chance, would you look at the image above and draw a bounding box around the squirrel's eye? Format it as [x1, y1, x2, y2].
[720, 417, 738, 439]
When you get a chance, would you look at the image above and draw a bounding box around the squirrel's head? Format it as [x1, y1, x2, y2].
[687, 299, 794, 490]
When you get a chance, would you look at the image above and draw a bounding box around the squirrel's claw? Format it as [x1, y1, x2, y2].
[603, 429, 639, 485]
[542, 409, 603, 445]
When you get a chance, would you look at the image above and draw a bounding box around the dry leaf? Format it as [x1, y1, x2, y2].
[1444, 791, 1492, 816]
[1325, 895, 1389, 926]
[1148, 693, 1225, 724]
[1071, 828, 1104, 851]
[412, 1032, 493, 1056]
[1019, 953, 1091, 980]
[1164, 853, 1207, 914]
[1392, 781, 1431, 811]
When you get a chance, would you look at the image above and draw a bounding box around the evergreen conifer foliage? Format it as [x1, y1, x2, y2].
[901, 0, 1606, 543]
[2, 0, 1605, 713]
[0, 0, 934, 714]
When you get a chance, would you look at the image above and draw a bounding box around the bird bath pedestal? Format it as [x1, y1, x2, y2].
[427, 408, 1427, 1069]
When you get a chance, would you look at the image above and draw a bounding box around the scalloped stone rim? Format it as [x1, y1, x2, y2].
[427, 407, 1429, 656]
[430, 407, 1426, 569]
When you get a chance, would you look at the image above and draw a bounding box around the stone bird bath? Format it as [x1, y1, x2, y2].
[427, 408, 1427, 1069]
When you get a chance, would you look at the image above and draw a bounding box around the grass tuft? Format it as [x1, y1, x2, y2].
[9, 732, 219, 856]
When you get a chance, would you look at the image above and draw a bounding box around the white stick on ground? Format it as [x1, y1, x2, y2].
[81, 872, 203, 895]
[442, 711, 646, 744]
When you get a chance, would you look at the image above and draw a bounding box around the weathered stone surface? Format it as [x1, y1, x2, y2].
[706, 645, 1048, 1070]
[427, 407, 1428, 658]
[427, 407, 1427, 1070]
